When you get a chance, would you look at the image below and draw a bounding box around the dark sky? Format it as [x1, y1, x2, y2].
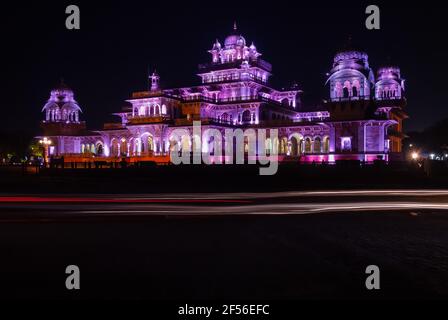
[2, 0, 447, 134]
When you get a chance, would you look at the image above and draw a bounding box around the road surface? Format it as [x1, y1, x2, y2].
[1, 189, 448, 300]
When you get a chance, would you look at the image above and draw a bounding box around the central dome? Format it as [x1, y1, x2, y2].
[224, 34, 246, 48]
[224, 22, 245, 48]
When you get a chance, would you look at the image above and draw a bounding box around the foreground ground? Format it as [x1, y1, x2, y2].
[1, 190, 448, 300]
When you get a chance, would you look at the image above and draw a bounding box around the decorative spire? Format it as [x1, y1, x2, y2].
[149, 69, 160, 91]
[233, 21, 237, 31]
[55, 77, 70, 90]
[341, 34, 353, 51]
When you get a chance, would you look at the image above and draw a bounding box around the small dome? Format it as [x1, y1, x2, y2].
[377, 66, 401, 81]
[236, 36, 245, 46]
[333, 36, 369, 66]
[42, 81, 82, 113]
[334, 50, 368, 64]
[249, 42, 257, 50]
[212, 39, 221, 50]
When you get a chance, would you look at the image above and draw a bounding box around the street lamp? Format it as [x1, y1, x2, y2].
[411, 152, 419, 160]
[39, 137, 52, 167]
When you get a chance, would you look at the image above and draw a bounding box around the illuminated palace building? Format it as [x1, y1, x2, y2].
[38, 25, 407, 164]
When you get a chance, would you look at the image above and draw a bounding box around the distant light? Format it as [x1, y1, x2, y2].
[409, 144, 413, 147]
[411, 152, 419, 160]
[430, 153, 435, 160]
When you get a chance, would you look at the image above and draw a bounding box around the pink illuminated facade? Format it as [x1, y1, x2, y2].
[37, 25, 407, 164]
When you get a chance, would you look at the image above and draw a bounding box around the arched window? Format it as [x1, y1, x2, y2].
[242, 110, 251, 123]
[334, 82, 343, 99]
[154, 104, 161, 115]
[352, 80, 360, 98]
[221, 113, 229, 123]
[343, 87, 350, 98]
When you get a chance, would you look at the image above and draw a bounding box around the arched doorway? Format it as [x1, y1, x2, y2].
[304, 138, 312, 154]
[322, 136, 330, 153]
[181, 135, 191, 153]
[280, 137, 287, 155]
[110, 139, 119, 157]
[290, 136, 299, 157]
[147, 135, 154, 153]
[120, 138, 128, 156]
[192, 135, 201, 154]
[96, 142, 104, 156]
[265, 138, 272, 155]
[313, 137, 322, 154]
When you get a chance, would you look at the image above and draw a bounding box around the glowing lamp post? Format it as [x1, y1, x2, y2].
[39, 137, 52, 167]
[411, 152, 419, 161]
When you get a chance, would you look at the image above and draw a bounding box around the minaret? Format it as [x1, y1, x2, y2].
[149, 70, 160, 91]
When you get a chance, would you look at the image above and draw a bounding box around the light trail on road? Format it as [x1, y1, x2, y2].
[1, 190, 448, 219]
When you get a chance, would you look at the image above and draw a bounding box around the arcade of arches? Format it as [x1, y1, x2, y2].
[104, 134, 330, 157]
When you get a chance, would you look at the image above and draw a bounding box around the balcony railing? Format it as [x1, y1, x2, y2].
[198, 58, 272, 73]
[179, 95, 291, 109]
[103, 123, 125, 130]
[201, 74, 268, 85]
[131, 90, 163, 99]
[128, 116, 169, 124]
[330, 96, 370, 102]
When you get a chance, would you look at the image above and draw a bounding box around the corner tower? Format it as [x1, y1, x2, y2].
[40, 81, 86, 138]
[42, 81, 82, 123]
[326, 41, 374, 101]
[374, 65, 408, 157]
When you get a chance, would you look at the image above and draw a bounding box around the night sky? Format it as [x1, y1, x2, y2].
[2, 1, 447, 136]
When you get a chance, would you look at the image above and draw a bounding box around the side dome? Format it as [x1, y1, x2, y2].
[41, 81, 83, 122]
